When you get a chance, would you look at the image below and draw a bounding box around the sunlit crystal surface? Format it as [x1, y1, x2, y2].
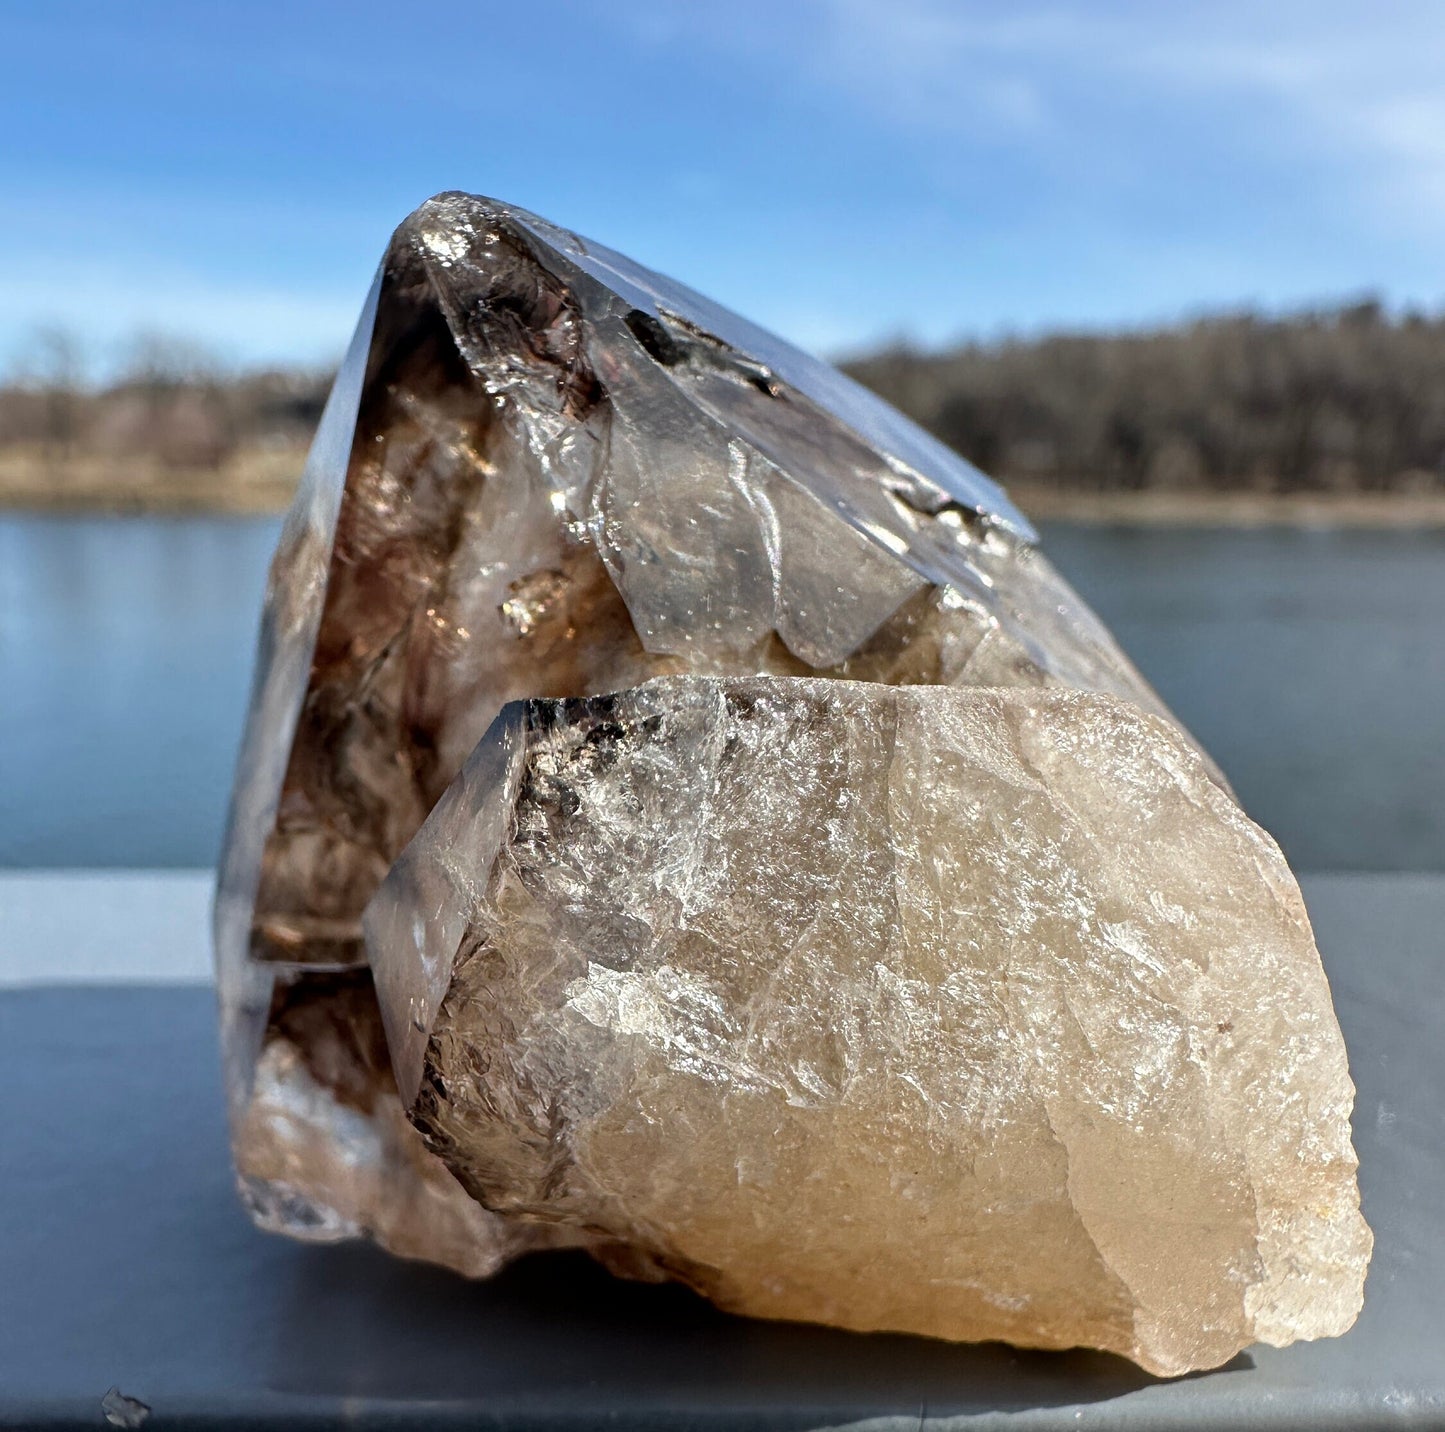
[215, 192, 1187, 1273]
[366, 677, 1370, 1377]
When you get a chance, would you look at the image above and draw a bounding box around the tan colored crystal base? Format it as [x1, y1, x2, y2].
[368, 677, 1371, 1377]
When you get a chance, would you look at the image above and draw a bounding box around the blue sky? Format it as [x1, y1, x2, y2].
[5, 0, 1445, 374]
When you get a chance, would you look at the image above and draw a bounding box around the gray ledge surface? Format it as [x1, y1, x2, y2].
[1, 873, 1441, 1431]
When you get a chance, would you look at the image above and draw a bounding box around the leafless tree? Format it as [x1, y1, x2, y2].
[11, 325, 87, 456]
[845, 299, 1445, 495]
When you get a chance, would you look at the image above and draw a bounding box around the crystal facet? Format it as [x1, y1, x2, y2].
[365, 677, 1369, 1377]
[216, 193, 1367, 1371]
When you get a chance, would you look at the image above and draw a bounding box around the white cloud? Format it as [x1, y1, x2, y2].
[632, 0, 1445, 239]
[870, 2, 1445, 230]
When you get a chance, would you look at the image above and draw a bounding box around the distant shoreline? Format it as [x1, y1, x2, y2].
[4, 448, 1445, 528]
[1012, 484, 1445, 528]
[0, 446, 304, 516]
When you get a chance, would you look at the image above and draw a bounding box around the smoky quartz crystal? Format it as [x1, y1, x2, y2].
[216, 193, 1368, 1371]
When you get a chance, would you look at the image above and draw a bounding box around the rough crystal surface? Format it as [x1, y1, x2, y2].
[366, 676, 1370, 1377]
[216, 192, 1189, 1274]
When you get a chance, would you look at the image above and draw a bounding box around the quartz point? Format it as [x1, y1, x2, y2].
[215, 191, 1368, 1370]
[365, 676, 1369, 1376]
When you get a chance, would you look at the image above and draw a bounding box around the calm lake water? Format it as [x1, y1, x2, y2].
[1, 513, 1441, 872]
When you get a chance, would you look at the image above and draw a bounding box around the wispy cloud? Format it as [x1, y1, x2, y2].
[797, 2, 1445, 232]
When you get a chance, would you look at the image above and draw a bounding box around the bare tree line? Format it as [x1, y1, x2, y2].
[5, 301, 1445, 496]
[0, 328, 328, 470]
[845, 299, 1445, 494]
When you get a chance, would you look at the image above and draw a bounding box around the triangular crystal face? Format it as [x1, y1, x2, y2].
[215, 192, 1187, 1264]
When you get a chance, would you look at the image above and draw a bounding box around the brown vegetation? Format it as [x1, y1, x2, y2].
[5, 301, 1445, 519]
[0, 332, 325, 512]
[844, 299, 1445, 501]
